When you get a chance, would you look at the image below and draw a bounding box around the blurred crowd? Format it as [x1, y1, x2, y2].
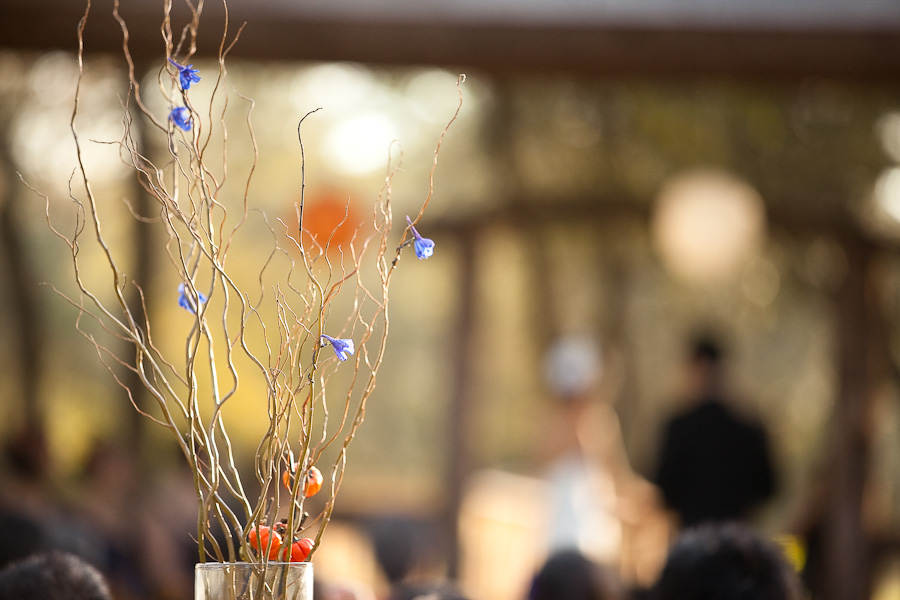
[0, 429, 196, 600]
[0, 333, 818, 599]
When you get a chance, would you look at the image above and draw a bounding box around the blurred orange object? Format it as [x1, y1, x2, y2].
[287, 190, 363, 253]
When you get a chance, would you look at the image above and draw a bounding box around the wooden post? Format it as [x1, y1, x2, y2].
[123, 88, 158, 453]
[0, 115, 48, 467]
[445, 230, 477, 580]
[823, 229, 873, 600]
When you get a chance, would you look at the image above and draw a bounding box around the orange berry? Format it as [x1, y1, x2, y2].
[290, 538, 314, 562]
[282, 463, 324, 498]
[304, 466, 323, 498]
[248, 525, 283, 560]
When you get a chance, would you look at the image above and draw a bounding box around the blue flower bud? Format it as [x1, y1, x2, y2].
[406, 216, 434, 260]
[178, 283, 207, 313]
[168, 58, 201, 91]
[321, 334, 355, 362]
[169, 107, 192, 131]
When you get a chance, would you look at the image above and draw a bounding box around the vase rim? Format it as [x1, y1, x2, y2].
[195, 562, 313, 570]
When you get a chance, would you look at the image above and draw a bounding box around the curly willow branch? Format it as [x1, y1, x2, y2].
[39, 0, 465, 571]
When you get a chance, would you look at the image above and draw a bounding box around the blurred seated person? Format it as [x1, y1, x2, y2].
[0, 425, 54, 568]
[391, 581, 470, 600]
[0, 551, 111, 600]
[653, 522, 801, 600]
[654, 334, 775, 528]
[527, 550, 625, 600]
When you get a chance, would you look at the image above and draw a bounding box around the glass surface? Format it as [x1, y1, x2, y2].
[195, 562, 313, 600]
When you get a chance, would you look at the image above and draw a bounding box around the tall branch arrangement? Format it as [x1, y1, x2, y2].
[35, 0, 463, 565]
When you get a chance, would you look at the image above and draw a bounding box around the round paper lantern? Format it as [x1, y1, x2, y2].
[652, 169, 766, 283]
[286, 190, 363, 253]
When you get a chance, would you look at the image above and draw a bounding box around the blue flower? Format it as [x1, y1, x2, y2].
[406, 216, 434, 260]
[321, 334, 355, 362]
[168, 58, 201, 90]
[169, 107, 192, 131]
[178, 283, 207, 314]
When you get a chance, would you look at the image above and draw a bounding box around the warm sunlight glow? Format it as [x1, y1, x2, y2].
[323, 111, 399, 175]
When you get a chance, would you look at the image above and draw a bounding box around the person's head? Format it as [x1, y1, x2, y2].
[691, 335, 722, 366]
[2, 424, 49, 483]
[528, 550, 623, 600]
[544, 336, 603, 403]
[654, 523, 802, 600]
[391, 581, 470, 600]
[684, 333, 727, 398]
[0, 552, 111, 600]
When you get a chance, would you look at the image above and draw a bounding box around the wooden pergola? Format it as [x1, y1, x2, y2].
[3, 2, 900, 600]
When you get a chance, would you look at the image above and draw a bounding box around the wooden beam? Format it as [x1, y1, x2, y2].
[2, 0, 900, 81]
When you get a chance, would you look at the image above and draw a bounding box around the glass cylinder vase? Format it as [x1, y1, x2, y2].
[195, 562, 313, 600]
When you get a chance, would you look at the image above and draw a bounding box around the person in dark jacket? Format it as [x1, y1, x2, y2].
[654, 335, 775, 528]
